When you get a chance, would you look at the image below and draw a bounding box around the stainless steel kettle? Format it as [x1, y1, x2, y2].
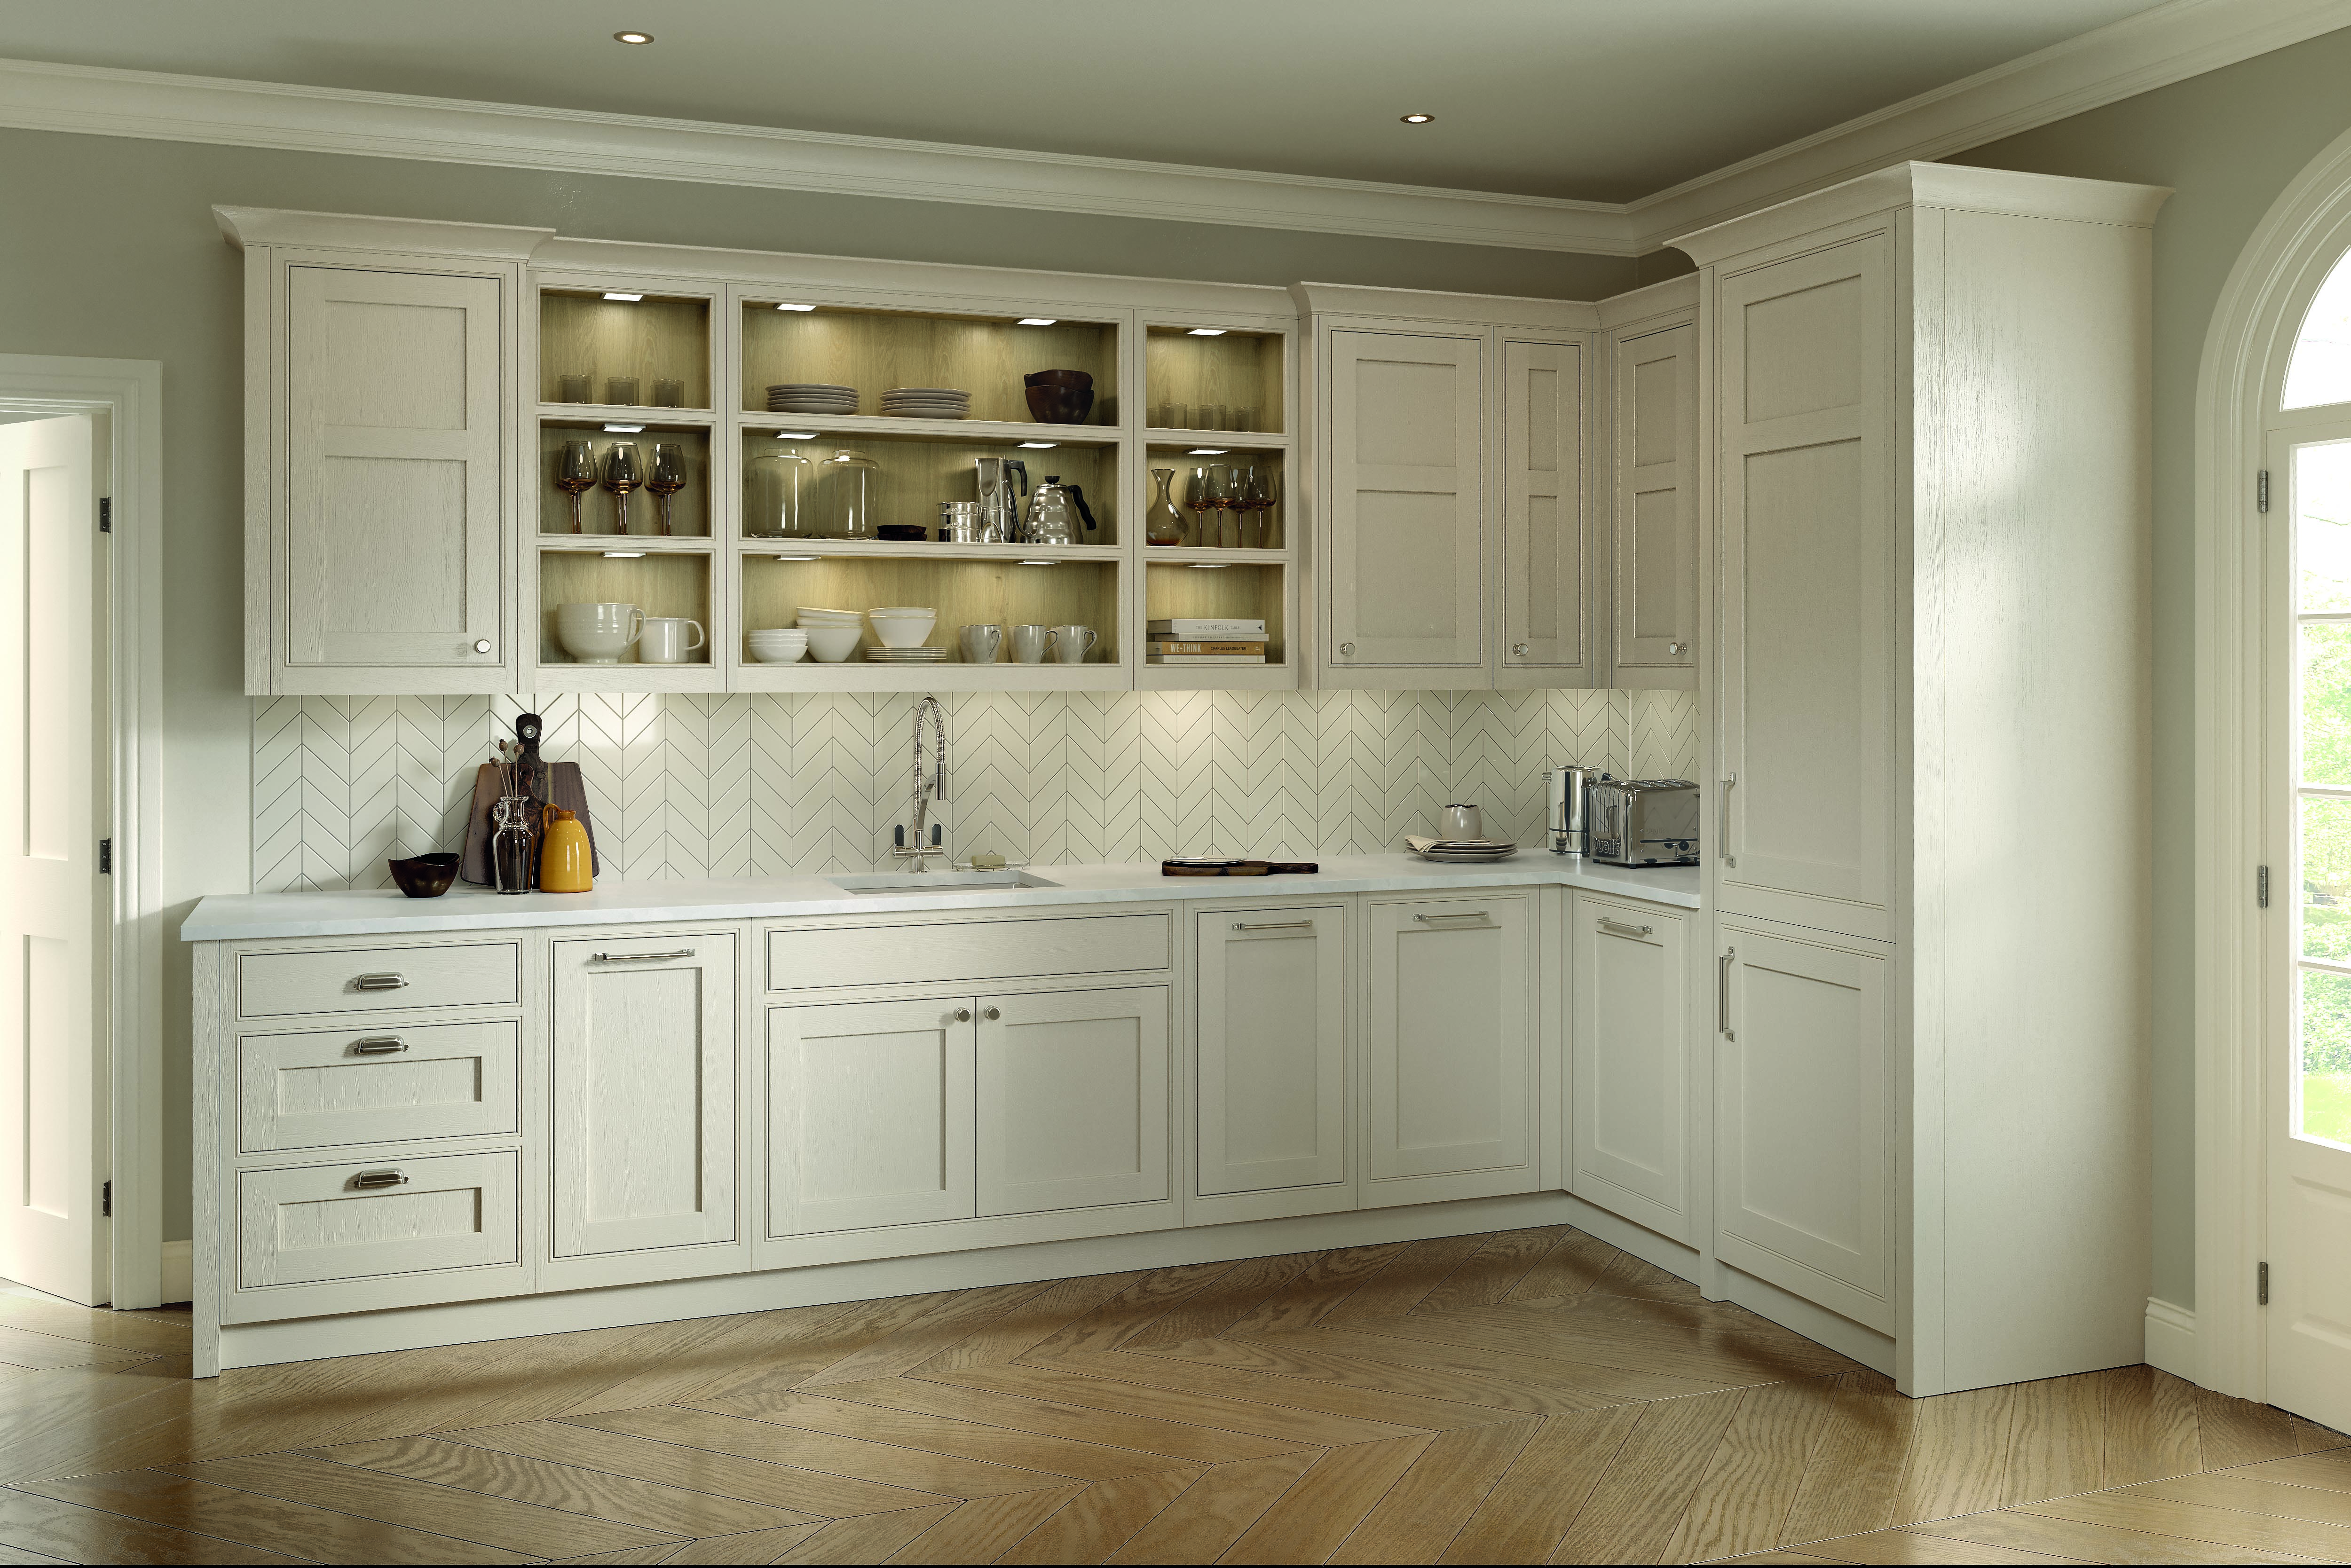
[1024, 475, 1097, 545]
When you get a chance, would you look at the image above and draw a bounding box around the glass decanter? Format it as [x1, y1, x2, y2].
[1146, 467, 1186, 545]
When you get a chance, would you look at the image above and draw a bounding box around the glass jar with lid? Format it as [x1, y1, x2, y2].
[819, 449, 882, 540]
[745, 448, 813, 538]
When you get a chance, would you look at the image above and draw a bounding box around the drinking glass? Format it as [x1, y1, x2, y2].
[602, 442, 644, 534]
[605, 376, 640, 406]
[1244, 465, 1278, 548]
[647, 443, 689, 536]
[556, 373, 592, 403]
[1184, 465, 1214, 544]
[652, 378, 685, 408]
[554, 440, 597, 534]
[1207, 463, 1240, 548]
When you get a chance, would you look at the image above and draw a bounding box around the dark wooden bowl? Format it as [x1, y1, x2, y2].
[1024, 368, 1094, 389]
[1025, 385, 1096, 424]
[388, 852, 461, 898]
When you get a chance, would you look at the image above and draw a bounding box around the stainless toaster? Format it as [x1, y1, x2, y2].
[1587, 779, 1701, 866]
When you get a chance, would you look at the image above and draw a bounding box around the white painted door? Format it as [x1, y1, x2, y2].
[1499, 338, 1592, 680]
[1326, 328, 1486, 672]
[1714, 237, 1893, 940]
[0, 415, 107, 1306]
[1714, 916, 1893, 1333]
[1610, 319, 1698, 689]
[765, 997, 976, 1236]
[1571, 894, 1689, 1242]
[286, 266, 505, 675]
[977, 986, 1168, 1215]
[1365, 894, 1536, 1206]
[1196, 906, 1345, 1196]
[548, 932, 739, 1258]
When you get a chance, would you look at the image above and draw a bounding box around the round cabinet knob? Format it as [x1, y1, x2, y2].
[1668, 641, 1686, 656]
[953, 1008, 971, 1022]
[982, 1006, 1001, 1021]
[1338, 642, 1355, 657]
[1512, 642, 1530, 657]
[473, 639, 494, 654]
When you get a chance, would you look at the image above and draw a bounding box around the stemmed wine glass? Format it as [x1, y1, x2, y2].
[647, 443, 688, 537]
[602, 442, 644, 535]
[1207, 463, 1240, 548]
[1241, 465, 1276, 548]
[555, 440, 597, 534]
[1184, 465, 1214, 546]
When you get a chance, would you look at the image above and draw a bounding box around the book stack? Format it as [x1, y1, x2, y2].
[1146, 618, 1268, 665]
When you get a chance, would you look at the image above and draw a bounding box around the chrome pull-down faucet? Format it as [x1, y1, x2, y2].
[892, 695, 951, 870]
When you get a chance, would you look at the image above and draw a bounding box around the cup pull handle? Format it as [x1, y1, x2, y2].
[350, 1036, 408, 1056]
[1598, 917, 1653, 939]
[353, 973, 408, 992]
[353, 1169, 409, 1190]
[1720, 948, 1736, 1040]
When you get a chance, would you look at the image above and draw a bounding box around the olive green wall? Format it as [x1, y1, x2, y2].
[1946, 25, 2351, 1312]
[0, 126, 1634, 1245]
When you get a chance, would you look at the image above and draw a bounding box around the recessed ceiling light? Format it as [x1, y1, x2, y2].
[774, 302, 816, 312]
[773, 554, 818, 561]
[614, 31, 653, 45]
[1018, 317, 1057, 327]
[602, 550, 647, 559]
[603, 424, 644, 433]
[1187, 448, 1227, 456]
[773, 431, 817, 440]
[1019, 559, 1060, 567]
[1401, 112, 1435, 124]
[1186, 328, 1226, 337]
[602, 292, 643, 301]
[1018, 441, 1057, 449]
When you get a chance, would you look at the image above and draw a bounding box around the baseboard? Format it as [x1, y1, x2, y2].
[2145, 1295, 2197, 1380]
[158, 1240, 190, 1307]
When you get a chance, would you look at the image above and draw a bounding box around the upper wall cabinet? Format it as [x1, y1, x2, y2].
[1498, 336, 1598, 687]
[1601, 278, 1699, 691]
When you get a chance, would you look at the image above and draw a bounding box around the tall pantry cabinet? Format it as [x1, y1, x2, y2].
[1680, 163, 2164, 1395]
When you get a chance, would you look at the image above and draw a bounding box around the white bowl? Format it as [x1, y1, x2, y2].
[804, 623, 864, 662]
[555, 602, 642, 664]
[865, 610, 937, 649]
[750, 642, 807, 663]
[795, 605, 860, 622]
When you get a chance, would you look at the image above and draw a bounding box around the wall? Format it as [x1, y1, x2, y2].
[253, 690, 1696, 892]
[0, 126, 1634, 1245]
[1947, 26, 2351, 1312]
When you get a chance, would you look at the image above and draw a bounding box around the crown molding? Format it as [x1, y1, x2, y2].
[0, 0, 2343, 262]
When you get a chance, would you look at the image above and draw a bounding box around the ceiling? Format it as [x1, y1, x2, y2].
[0, 0, 2175, 203]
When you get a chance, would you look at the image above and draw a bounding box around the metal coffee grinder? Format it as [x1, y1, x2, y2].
[1544, 764, 1609, 857]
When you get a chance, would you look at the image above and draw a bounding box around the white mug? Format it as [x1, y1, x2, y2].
[639, 617, 706, 665]
[1010, 624, 1053, 664]
[1051, 625, 1099, 664]
[1439, 803, 1485, 841]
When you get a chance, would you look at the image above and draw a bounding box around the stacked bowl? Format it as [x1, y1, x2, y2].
[795, 605, 864, 663]
[766, 383, 858, 415]
[864, 606, 938, 650]
[747, 628, 808, 664]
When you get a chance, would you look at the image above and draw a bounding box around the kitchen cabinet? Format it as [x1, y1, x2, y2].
[1498, 338, 1600, 686]
[1602, 281, 1699, 690]
[1364, 892, 1537, 1206]
[545, 930, 742, 1283]
[978, 986, 1170, 1215]
[1193, 906, 1347, 1214]
[764, 997, 976, 1239]
[1570, 892, 1690, 1244]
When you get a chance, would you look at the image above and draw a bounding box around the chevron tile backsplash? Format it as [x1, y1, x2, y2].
[252, 689, 1696, 894]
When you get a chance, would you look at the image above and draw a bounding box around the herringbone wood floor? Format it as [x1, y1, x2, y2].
[0, 1225, 2343, 1564]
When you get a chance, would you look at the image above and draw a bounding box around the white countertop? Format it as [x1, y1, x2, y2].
[181, 853, 1701, 942]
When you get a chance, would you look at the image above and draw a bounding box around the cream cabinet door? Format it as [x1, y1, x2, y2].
[1325, 329, 1486, 674]
[1570, 895, 1689, 1242]
[765, 997, 976, 1237]
[977, 986, 1169, 1215]
[1714, 237, 1893, 939]
[1196, 906, 1345, 1197]
[1365, 894, 1536, 1206]
[548, 933, 739, 1259]
[285, 265, 506, 678]
[1610, 319, 1698, 689]
[1499, 338, 1596, 683]
[1714, 918, 1892, 1332]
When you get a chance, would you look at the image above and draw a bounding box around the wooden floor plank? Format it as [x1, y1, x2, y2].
[1036, 1347, 1504, 1436]
[1662, 1375, 1844, 1563]
[546, 1546, 692, 1566]
[2117, 1467, 2351, 1526]
[2022, 1489, 2351, 1559]
[2293, 1414, 2351, 1454]
[1325, 1420, 1537, 1564]
[1317, 1235, 1492, 1326]
[1221, 1435, 1432, 1562]
[0, 1325, 165, 1375]
[0, 1298, 191, 1358]
[677, 1297, 965, 1406]
[1439, 1403, 1641, 1565]
[937, 1360, 1431, 1447]
[801, 1283, 1060, 1392]
[997, 1467, 1199, 1565]
[2191, 1386, 2303, 1472]
[1129, 1330, 1659, 1419]
[1104, 1450, 1320, 1564]
[695, 1389, 1210, 1481]
[1795, 1522, 2105, 1563]
[2222, 1447, 2351, 1492]
[19, 1467, 531, 1564]
[1347, 1301, 1841, 1388]
[1497, 1231, 1623, 1309]
[884, 1483, 1085, 1564]
[564, 1404, 1086, 1497]
[1021, 1265, 1245, 1361]
[1778, 1371, 1918, 1545]
[820, 1375, 1310, 1465]
[1888, 1383, 2020, 1525]
[1587, 1249, 1709, 1306]
[1999, 1372, 2107, 1507]
[0, 1484, 312, 1565]
[771, 1506, 955, 1565]
[1411, 1228, 1575, 1316]
[1912, 1507, 2331, 1563]
[1544, 1385, 1745, 1563]
[906, 1273, 1148, 1376]
[1223, 1246, 1412, 1338]
[1115, 1253, 1326, 1352]
[2101, 1365, 2203, 1487]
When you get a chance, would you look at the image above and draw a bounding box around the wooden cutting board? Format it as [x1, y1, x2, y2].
[458, 762, 601, 885]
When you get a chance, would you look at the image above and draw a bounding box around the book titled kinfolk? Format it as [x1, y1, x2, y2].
[1145, 617, 1267, 640]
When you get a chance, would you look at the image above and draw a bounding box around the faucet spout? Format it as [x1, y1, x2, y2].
[899, 695, 951, 871]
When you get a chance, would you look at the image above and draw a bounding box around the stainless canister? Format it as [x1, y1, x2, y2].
[938, 501, 985, 543]
[1544, 764, 1608, 857]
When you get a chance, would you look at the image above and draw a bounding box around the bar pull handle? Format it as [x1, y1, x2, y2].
[1598, 917, 1653, 939]
[1415, 910, 1491, 922]
[592, 948, 695, 962]
[1232, 919, 1314, 932]
[1719, 948, 1736, 1041]
[350, 1036, 408, 1056]
[1720, 775, 1736, 868]
[352, 1169, 409, 1190]
[353, 973, 408, 992]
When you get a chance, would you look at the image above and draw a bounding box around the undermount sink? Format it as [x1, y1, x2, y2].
[827, 870, 1063, 895]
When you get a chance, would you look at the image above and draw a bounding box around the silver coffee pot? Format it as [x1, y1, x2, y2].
[973, 457, 1027, 544]
[1023, 475, 1098, 545]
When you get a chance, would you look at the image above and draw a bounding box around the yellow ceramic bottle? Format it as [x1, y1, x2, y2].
[539, 804, 593, 893]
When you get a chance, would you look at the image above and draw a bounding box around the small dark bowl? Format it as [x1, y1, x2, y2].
[1025, 385, 1096, 425]
[388, 852, 460, 898]
[876, 523, 929, 542]
[1024, 368, 1094, 389]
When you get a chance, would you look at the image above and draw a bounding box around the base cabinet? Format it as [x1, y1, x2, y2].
[1194, 906, 1348, 1217]
[979, 986, 1170, 1216]
[765, 998, 977, 1238]
[1365, 892, 1537, 1206]
[1570, 892, 1690, 1242]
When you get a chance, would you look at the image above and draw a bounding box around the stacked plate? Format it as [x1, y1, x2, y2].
[767, 382, 858, 415]
[1404, 834, 1521, 863]
[880, 386, 970, 420]
[865, 646, 947, 662]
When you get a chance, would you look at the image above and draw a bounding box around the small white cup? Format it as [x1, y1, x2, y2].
[1439, 803, 1485, 842]
[1010, 624, 1052, 664]
[1051, 625, 1098, 664]
[639, 617, 706, 665]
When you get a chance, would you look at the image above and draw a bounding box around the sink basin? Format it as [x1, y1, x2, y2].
[828, 870, 1062, 895]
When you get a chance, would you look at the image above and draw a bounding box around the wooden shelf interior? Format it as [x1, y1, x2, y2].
[742, 556, 1121, 664]
[741, 306, 1117, 426]
[1146, 327, 1284, 434]
[540, 423, 712, 538]
[539, 549, 713, 665]
[742, 433, 1117, 544]
[1147, 561, 1286, 663]
[541, 292, 711, 410]
[1145, 449, 1287, 550]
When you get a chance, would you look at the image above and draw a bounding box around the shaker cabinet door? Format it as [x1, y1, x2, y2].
[1570, 894, 1689, 1242]
[1610, 319, 1698, 689]
[977, 986, 1169, 1216]
[1195, 906, 1346, 1197]
[1325, 329, 1486, 676]
[547, 932, 740, 1261]
[284, 265, 507, 679]
[1499, 338, 1596, 683]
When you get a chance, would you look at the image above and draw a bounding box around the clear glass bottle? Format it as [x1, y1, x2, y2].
[745, 449, 813, 537]
[820, 449, 882, 540]
[1146, 467, 1185, 546]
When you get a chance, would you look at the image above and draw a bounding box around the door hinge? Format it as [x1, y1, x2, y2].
[2260, 1260, 2270, 1305]
[97, 497, 110, 533]
[100, 1180, 110, 1218]
[2259, 470, 2272, 513]
[2260, 865, 2271, 907]
[98, 838, 110, 875]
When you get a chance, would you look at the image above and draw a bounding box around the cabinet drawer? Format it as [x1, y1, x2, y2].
[237, 1021, 521, 1153]
[236, 1150, 521, 1291]
[237, 940, 521, 1019]
[766, 912, 1170, 992]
